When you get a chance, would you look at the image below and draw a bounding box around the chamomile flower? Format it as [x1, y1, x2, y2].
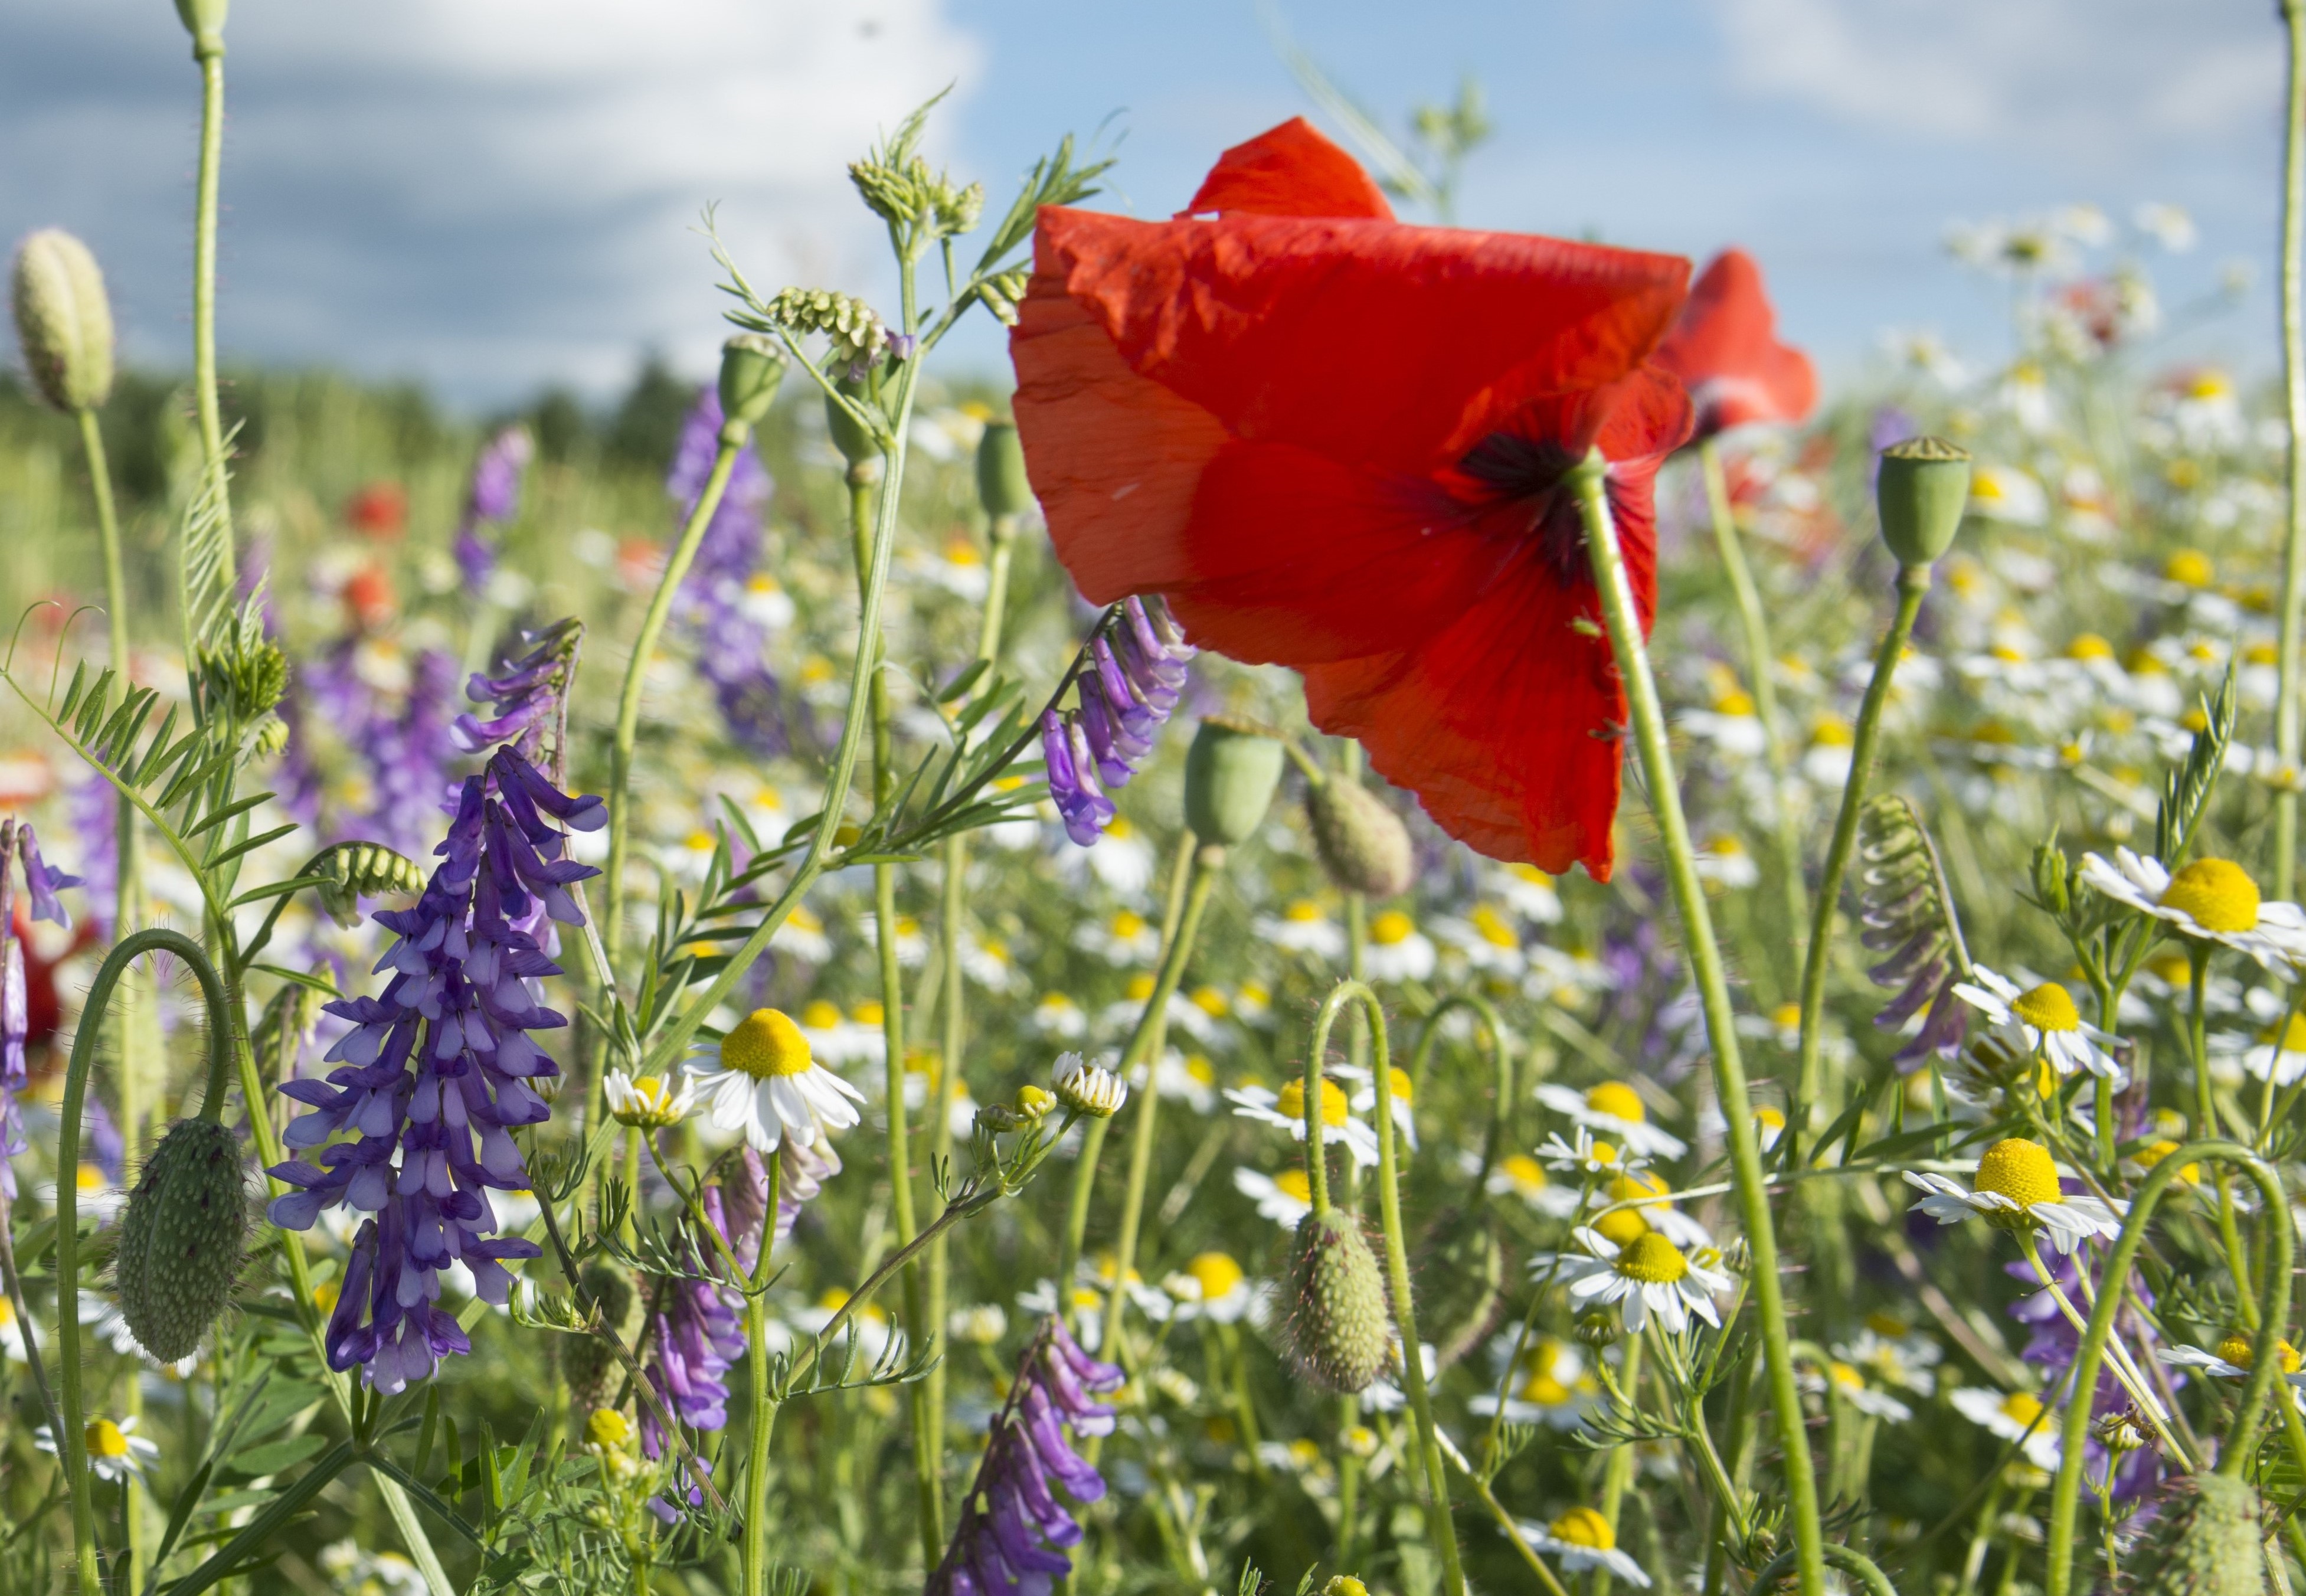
[1555, 1227, 1732, 1335]
[1163, 1251, 1254, 1323]
[1903, 1137, 2124, 1254]
[1359, 1340, 1438, 1414]
[796, 999, 882, 1069]
[2239, 1009, 2306, 1085]
[960, 936, 1020, 993]
[1469, 1335, 1596, 1428]
[1951, 966, 2122, 1080]
[793, 1288, 900, 1363]
[1081, 813, 1157, 893]
[603, 1069, 696, 1129]
[1519, 1507, 1652, 1589]
[1489, 863, 1563, 923]
[1362, 910, 1437, 982]
[2161, 1332, 2301, 1381]
[36, 1415, 158, 1483]
[1692, 835, 1760, 889]
[771, 904, 832, 964]
[1224, 1078, 1381, 1169]
[1804, 1360, 1913, 1421]
[1535, 1080, 1688, 1159]
[38, 1163, 125, 1222]
[740, 574, 797, 629]
[1950, 1386, 2062, 1470]
[1334, 1064, 1418, 1149]
[1433, 904, 1525, 974]
[1536, 1126, 1644, 1177]
[2079, 851, 2306, 966]
[1253, 900, 1346, 960]
[0, 1296, 23, 1362]
[1595, 1170, 1711, 1250]
[1836, 1318, 1943, 1395]
[1151, 1050, 1220, 1114]
[1032, 992, 1089, 1039]
[1232, 1165, 1313, 1228]
[1476, 1150, 1586, 1218]
[859, 912, 930, 968]
[1075, 907, 1162, 966]
[687, 1008, 866, 1154]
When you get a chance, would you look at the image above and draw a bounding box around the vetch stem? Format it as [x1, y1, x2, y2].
[1569, 448, 1826, 1596]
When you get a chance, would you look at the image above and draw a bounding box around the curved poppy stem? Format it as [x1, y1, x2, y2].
[1569, 449, 1826, 1596]
[2043, 1142, 2292, 1596]
[1746, 1541, 1899, 1596]
[56, 928, 231, 1596]
[1310, 979, 1466, 1596]
[1793, 561, 1929, 1155]
[1410, 992, 1514, 1199]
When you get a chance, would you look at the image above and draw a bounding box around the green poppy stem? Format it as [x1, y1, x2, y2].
[2275, 0, 2306, 900]
[1568, 448, 1825, 1596]
[189, 31, 234, 586]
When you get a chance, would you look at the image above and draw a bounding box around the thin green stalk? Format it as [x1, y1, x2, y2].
[55, 930, 230, 1595]
[1098, 848, 1224, 1355]
[189, 32, 234, 586]
[743, 1293, 780, 1596]
[2278, 0, 2306, 900]
[1699, 436, 1810, 963]
[1793, 562, 1931, 1150]
[2044, 1143, 2292, 1596]
[1593, 1330, 1647, 1596]
[1570, 449, 1824, 1596]
[2190, 946, 2258, 1306]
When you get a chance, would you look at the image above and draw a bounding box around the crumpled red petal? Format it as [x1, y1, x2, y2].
[1181, 117, 1395, 221]
[1653, 248, 1816, 438]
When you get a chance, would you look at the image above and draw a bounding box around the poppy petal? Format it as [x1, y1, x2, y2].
[1180, 117, 1395, 221]
[1653, 248, 1817, 437]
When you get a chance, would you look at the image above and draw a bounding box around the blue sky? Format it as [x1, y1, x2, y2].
[0, 0, 2287, 409]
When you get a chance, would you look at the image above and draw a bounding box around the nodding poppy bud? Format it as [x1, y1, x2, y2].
[825, 375, 884, 476]
[1280, 1207, 1389, 1392]
[11, 229, 115, 414]
[1306, 777, 1414, 900]
[116, 1118, 247, 1362]
[562, 1262, 642, 1414]
[976, 420, 1032, 521]
[1876, 436, 1971, 569]
[717, 334, 786, 430]
[1184, 717, 1284, 849]
[174, 0, 227, 51]
[2126, 1472, 2261, 1596]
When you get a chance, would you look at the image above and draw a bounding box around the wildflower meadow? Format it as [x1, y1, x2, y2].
[8, 5, 2306, 1596]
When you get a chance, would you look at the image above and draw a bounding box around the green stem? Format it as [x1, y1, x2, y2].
[1793, 562, 1930, 1150]
[1594, 1331, 1648, 1596]
[1698, 437, 1810, 963]
[744, 1292, 779, 1596]
[189, 35, 234, 586]
[1569, 449, 1825, 1596]
[2190, 945, 2258, 1306]
[55, 929, 230, 1595]
[2279, 0, 2306, 901]
[1748, 1542, 1900, 1596]
[2044, 1143, 2292, 1596]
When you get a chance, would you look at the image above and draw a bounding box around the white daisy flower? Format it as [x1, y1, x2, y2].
[1523, 941, 1621, 1004]
[1252, 900, 1346, 960]
[793, 1288, 901, 1363]
[1362, 910, 1437, 982]
[1100, 975, 1216, 1045]
[1692, 835, 1760, 889]
[2239, 1009, 2306, 1086]
[1951, 966, 2122, 1081]
[739, 573, 797, 629]
[1074, 907, 1162, 966]
[2161, 1332, 2301, 1382]
[1950, 1386, 2061, 1470]
[1594, 1170, 1711, 1251]
[1517, 1507, 1651, 1589]
[0, 1295, 24, 1362]
[1535, 1080, 1687, 1159]
[1489, 863, 1563, 924]
[1150, 1050, 1220, 1114]
[1079, 813, 1158, 893]
[1232, 981, 1274, 1028]
[603, 1069, 696, 1130]
[1334, 1064, 1418, 1149]
[1470, 1334, 1596, 1429]
[1015, 1280, 1107, 1349]
[1803, 1360, 1914, 1421]
[1536, 1126, 1647, 1177]
[1473, 1150, 1586, 1218]
[1555, 1227, 1732, 1335]
[1836, 1319, 1942, 1396]
[858, 912, 930, 969]
[771, 904, 832, 964]
[1903, 1138, 2125, 1254]
[1032, 992, 1088, 1039]
[794, 999, 886, 1070]
[2079, 850, 2306, 967]
[36, 1414, 159, 1483]
[1433, 904, 1526, 974]
[38, 1163, 126, 1223]
[1681, 692, 1769, 758]
[961, 936, 1021, 993]
[1224, 1079, 1381, 1169]
[1232, 1166, 1314, 1228]
[1162, 1251, 1254, 1323]
[1359, 1340, 1438, 1415]
[686, 1008, 867, 1154]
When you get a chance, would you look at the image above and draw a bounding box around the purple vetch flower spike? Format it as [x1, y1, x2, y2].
[0, 817, 79, 1201]
[665, 389, 786, 756]
[453, 426, 535, 589]
[262, 635, 601, 1392]
[927, 1318, 1125, 1596]
[1041, 710, 1115, 847]
[17, 824, 82, 928]
[1039, 597, 1193, 851]
[456, 619, 588, 779]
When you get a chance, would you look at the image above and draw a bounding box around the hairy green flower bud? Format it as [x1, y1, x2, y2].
[763, 286, 888, 369]
[116, 1118, 247, 1362]
[826, 375, 885, 470]
[2127, 1473, 2264, 1596]
[977, 420, 1032, 520]
[717, 334, 787, 429]
[1876, 436, 1970, 569]
[11, 229, 115, 413]
[1281, 1208, 1390, 1392]
[1185, 717, 1284, 848]
[563, 1263, 642, 1414]
[1306, 777, 1414, 900]
[174, 0, 227, 51]
[314, 840, 427, 928]
[196, 632, 288, 726]
[977, 269, 1030, 328]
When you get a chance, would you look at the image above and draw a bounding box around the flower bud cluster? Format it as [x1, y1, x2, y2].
[761, 287, 889, 369]
[849, 152, 983, 238]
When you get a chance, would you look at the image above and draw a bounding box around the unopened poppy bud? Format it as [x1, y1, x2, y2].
[825, 375, 884, 475]
[1876, 436, 1971, 568]
[717, 334, 786, 430]
[977, 420, 1032, 520]
[564, 1263, 642, 1413]
[1281, 1208, 1389, 1392]
[2127, 1472, 2261, 1596]
[11, 229, 115, 413]
[116, 1118, 246, 1362]
[1185, 717, 1285, 849]
[174, 0, 226, 51]
[1306, 776, 1414, 899]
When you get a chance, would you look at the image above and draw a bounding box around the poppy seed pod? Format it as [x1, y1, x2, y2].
[1876, 436, 1971, 569]
[717, 335, 787, 430]
[825, 375, 884, 471]
[1280, 1207, 1390, 1392]
[976, 420, 1032, 520]
[11, 229, 115, 413]
[562, 1263, 642, 1413]
[174, 0, 227, 50]
[1306, 777, 1414, 900]
[116, 1117, 247, 1362]
[2126, 1473, 2265, 1596]
[1184, 717, 1284, 848]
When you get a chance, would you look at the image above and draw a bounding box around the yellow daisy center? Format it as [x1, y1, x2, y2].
[2134, 1140, 2202, 1183]
[1716, 689, 1756, 717]
[1592, 1207, 1649, 1247]
[852, 1000, 885, 1026]
[77, 1164, 106, 1192]
[1755, 1106, 1786, 1132]
[1370, 910, 1414, 946]
[1615, 1233, 1689, 1284]
[2164, 548, 2215, 588]
[1974, 1138, 2061, 1209]
[1284, 901, 1322, 923]
[2010, 983, 2081, 1033]
[1185, 1252, 1244, 1300]
[1549, 1507, 1616, 1551]
[1999, 1391, 2045, 1427]
[1471, 904, 1518, 947]
[1190, 986, 1229, 1018]
[2160, 858, 2261, 934]
[1829, 1362, 1866, 1392]
[1589, 1140, 1621, 1166]
[1127, 973, 1157, 1001]
[1813, 717, 1854, 748]
[2066, 633, 2114, 662]
[1585, 1082, 1646, 1124]
[1509, 864, 1553, 887]
[721, 1009, 815, 1080]
[799, 1000, 841, 1029]
[1275, 1168, 1313, 1203]
[2215, 1334, 2302, 1373]
[1519, 1368, 1574, 1405]
[2261, 1013, 2306, 1052]
[1501, 1154, 1548, 1191]
[1111, 910, 1147, 939]
[1277, 1079, 1351, 1128]
[86, 1419, 129, 1460]
[1186, 1055, 1216, 1084]
[1383, 1067, 1413, 1105]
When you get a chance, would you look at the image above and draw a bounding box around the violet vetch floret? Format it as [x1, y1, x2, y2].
[1041, 597, 1193, 849]
[0, 820, 78, 1199]
[666, 390, 787, 755]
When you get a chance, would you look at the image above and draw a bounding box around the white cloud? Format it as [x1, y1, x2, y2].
[0, 0, 981, 402]
[1714, 0, 2279, 156]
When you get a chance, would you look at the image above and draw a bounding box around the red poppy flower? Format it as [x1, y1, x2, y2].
[1009, 117, 1693, 877]
[1653, 248, 1816, 440]
[342, 564, 397, 633]
[344, 481, 409, 541]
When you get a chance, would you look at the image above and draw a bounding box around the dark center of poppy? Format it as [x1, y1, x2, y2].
[1458, 433, 1593, 588]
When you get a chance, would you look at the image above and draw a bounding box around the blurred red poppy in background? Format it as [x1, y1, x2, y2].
[1653, 248, 1816, 440]
[1010, 118, 1693, 878]
[342, 564, 397, 633]
[344, 481, 408, 541]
